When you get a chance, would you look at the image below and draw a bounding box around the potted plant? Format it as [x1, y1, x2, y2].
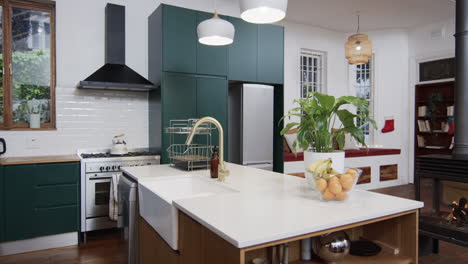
[27, 98, 41, 128]
[281, 92, 376, 176]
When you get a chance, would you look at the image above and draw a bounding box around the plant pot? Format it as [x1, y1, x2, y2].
[29, 113, 41, 128]
[304, 151, 345, 188]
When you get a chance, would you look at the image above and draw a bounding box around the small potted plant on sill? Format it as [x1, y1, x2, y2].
[27, 98, 41, 128]
[281, 92, 376, 177]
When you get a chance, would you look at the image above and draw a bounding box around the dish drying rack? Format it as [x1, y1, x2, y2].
[165, 119, 213, 170]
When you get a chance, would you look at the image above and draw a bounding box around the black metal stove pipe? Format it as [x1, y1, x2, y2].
[454, 0, 468, 155]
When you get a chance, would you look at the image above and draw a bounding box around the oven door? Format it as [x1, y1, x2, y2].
[86, 176, 113, 218]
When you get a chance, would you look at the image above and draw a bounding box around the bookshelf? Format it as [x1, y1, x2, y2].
[414, 81, 454, 157]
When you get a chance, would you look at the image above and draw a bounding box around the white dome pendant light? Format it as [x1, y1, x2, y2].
[197, 0, 235, 46]
[240, 0, 288, 24]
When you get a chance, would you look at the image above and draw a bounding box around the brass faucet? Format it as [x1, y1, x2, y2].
[185, 117, 230, 181]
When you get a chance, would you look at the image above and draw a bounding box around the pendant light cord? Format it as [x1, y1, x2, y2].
[356, 12, 360, 34]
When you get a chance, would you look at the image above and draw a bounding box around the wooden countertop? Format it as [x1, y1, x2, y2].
[0, 154, 80, 165]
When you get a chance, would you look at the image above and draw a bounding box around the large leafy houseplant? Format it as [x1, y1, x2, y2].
[281, 92, 377, 153]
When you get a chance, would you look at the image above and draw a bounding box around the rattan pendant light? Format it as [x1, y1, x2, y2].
[345, 13, 372, 65]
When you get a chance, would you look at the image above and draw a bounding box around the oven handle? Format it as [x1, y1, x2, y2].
[87, 172, 121, 180]
[88, 177, 113, 182]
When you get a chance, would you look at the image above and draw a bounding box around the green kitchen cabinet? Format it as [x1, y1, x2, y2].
[162, 5, 197, 74]
[158, 73, 228, 163]
[196, 76, 228, 160]
[228, 17, 258, 82]
[149, 5, 229, 84]
[0, 166, 3, 242]
[257, 24, 284, 84]
[4, 164, 35, 241]
[196, 12, 228, 76]
[3, 162, 79, 242]
[161, 73, 198, 163]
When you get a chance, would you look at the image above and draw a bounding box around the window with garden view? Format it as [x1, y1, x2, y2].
[0, 0, 55, 130]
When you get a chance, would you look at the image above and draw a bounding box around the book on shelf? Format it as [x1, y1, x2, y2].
[417, 135, 425, 147]
[418, 106, 427, 117]
[424, 120, 431, 132]
[417, 120, 427, 132]
[447, 105, 454, 116]
[417, 120, 432, 132]
[450, 137, 454, 150]
[425, 146, 446, 149]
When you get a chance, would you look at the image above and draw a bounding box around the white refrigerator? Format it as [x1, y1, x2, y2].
[241, 84, 274, 171]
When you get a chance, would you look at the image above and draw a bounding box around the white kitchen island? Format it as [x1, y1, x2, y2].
[122, 163, 423, 264]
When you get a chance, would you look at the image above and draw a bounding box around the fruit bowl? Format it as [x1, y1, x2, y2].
[315, 168, 362, 202]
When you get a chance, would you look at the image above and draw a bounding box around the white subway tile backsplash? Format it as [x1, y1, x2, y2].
[0, 85, 150, 157]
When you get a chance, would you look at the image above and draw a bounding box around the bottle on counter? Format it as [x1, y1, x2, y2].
[210, 146, 219, 178]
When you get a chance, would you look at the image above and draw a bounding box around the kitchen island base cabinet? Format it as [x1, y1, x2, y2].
[140, 210, 419, 264]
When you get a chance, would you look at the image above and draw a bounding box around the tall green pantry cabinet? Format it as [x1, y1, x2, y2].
[148, 4, 284, 171]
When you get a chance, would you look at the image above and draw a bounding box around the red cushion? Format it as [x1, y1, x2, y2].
[284, 152, 304, 162]
[284, 148, 401, 162]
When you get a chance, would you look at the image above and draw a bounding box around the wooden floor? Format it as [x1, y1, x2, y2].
[0, 229, 127, 264]
[0, 184, 467, 264]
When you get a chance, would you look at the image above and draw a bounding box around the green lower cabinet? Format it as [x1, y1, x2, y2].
[3, 162, 79, 242]
[4, 164, 35, 241]
[0, 165, 3, 242]
[33, 205, 78, 238]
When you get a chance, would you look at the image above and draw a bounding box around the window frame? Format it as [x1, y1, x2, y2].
[348, 55, 375, 145]
[0, 0, 56, 130]
[299, 49, 327, 98]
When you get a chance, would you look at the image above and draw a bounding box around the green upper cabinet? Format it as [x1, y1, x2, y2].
[3, 162, 79, 242]
[162, 5, 197, 74]
[228, 17, 258, 82]
[196, 12, 228, 76]
[257, 24, 284, 84]
[196, 76, 228, 160]
[149, 5, 284, 84]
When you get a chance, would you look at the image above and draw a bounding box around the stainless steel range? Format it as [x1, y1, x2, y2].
[78, 148, 160, 239]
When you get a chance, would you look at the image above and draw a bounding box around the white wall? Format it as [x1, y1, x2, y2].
[367, 29, 410, 187]
[407, 18, 455, 182]
[283, 21, 348, 124]
[0, 0, 240, 157]
[283, 24, 411, 187]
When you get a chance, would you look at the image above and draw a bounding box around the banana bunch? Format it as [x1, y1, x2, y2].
[307, 159, 339, 179]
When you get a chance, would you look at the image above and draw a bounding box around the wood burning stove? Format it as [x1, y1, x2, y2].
[416, 154, 468, 249]
[415, 0, 468, 253]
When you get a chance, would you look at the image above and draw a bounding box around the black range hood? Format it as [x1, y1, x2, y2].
[78, 4, 156, 91]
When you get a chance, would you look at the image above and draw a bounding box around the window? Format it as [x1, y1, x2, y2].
[300, 49, 326, 98]
[349, 56, 375, 144]
[0, 0, 55, 130]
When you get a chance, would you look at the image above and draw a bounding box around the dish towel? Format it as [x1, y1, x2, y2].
[109, 173, 120, 221]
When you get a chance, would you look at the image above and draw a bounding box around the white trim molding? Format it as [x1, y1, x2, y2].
[0, 232, 78, 256]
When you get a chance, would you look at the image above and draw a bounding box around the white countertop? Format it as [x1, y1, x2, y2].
[122, 163, 423, 248]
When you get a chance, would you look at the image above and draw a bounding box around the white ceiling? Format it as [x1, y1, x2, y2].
[284, 0, 455, 32]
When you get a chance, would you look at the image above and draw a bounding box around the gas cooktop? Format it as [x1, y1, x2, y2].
[81, 151, 159, 159]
